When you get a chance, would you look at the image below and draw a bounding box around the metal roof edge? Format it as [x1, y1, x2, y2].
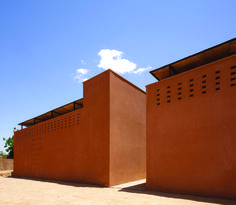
[18, 98, 83, 126]
[150, 38, 236, 79]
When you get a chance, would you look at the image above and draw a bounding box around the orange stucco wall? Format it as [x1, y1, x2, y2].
[109, 71, 146, 186]
[14, 69, 146, 186]
[146, 55, 236, 199]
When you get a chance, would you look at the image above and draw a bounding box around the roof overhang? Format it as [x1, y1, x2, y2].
[19, 98, 83, 127]
[150, 38, 236, 81]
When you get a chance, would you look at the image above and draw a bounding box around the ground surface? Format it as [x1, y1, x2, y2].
[0, 171, 235, 205]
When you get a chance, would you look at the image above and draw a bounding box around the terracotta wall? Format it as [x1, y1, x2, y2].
[109, 71, 146, 186]
[14, 69, 146, 186]
[146, 55, 236, 199]
[82, 70, 110, 186]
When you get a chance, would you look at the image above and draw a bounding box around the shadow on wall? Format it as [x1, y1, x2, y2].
[119, 183, 236, 205]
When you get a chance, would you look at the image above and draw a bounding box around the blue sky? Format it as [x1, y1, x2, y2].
[0, 0, 235, 152]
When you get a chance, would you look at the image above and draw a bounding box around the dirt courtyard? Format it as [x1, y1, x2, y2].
[0, 171, 235, 205]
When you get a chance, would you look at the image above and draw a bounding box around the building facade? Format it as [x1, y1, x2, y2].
[146, 38, 236, 199]
[14, 69, 146, 187]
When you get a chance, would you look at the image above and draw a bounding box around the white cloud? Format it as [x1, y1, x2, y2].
[74, 68, 88, 82]
[98, 49, 137, 74]
[133, 66, 152, 74]
[97, 49, 152, 74]
[77, 68, 88, 75]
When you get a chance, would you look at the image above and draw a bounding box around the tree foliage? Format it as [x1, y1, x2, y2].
[3, 127, 17, 159]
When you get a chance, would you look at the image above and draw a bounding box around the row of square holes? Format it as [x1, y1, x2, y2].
[31, 137, 41, 176]
[16, 113, 80, 139]
[231, 65, 236, 86]
[157, 66, 236, 105]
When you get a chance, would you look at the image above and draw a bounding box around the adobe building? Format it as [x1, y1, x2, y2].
[146, 38, 236, 199]
[13, 69, 146, 187]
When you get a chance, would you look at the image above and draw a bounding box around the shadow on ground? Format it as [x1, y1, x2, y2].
[10, 175, 106, 189]
[8, 175, 236, 205]
[119, 182, 236, 205]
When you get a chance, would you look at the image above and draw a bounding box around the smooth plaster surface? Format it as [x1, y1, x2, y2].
[146, 55, 236, 199]
[14, 70, 146, 186]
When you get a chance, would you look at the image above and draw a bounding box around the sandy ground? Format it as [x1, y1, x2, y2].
[0, 171, 235, 205]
